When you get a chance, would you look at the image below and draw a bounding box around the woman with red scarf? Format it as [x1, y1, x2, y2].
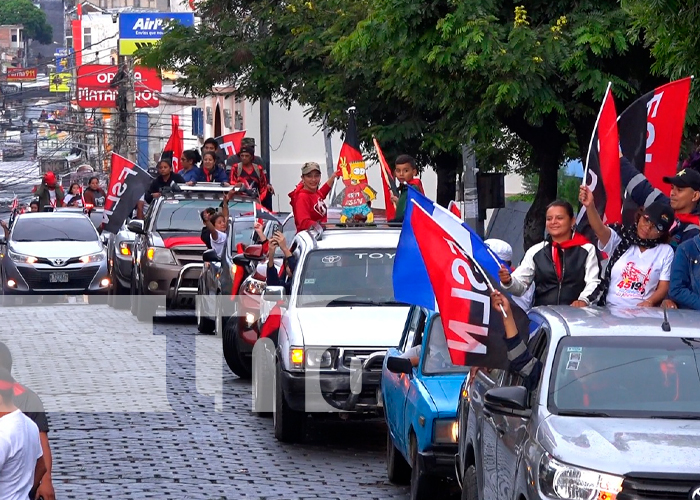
[499, 200, 601, 307]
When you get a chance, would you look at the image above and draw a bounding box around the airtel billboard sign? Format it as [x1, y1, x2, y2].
[77, 65, 162, 108]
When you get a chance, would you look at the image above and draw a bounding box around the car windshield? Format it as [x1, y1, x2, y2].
[549, 336, 700, 419]
[297, 249, 401, 307]
[422, 317, 470, 375]
[12, 217, 98, 242]
[155, 199, 254, 232]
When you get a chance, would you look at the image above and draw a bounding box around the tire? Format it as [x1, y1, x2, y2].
[196, 294, 215, 334]
[461, 465, 478, 500]
[222, 318, 252, 379]
[252, 339, 275, 417]
[386, 433, 411, 485]
[410, 434, 437, 500]
[136, 292, 156, 322]
[273, 361, 304, 443]
[110, 268, 130, 310]
[129, 270, 138, 316]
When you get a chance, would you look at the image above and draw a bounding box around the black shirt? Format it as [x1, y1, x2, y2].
[144, 173, 186, 203]
[201, 226, 212, 249]
[14, 385, 49, 433]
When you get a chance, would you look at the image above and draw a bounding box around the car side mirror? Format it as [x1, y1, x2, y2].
[244, 244, 264, 260]
[127, 219, 144, 234]
[262, 285, 286, 303]
[202, 249, 220, 263]
[484, 386, 531, 417]
[232, 253, 249, 267]
[386, 356, 413, 375]
[100, 234, 109, 246]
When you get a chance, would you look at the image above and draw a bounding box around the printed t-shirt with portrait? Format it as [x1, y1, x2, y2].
[599, 230, 674, 307]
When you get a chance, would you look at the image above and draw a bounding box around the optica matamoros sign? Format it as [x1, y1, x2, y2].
[118, 12, 194, 55]
[7, 68, 37, 82]
[76, 65, 162, 108]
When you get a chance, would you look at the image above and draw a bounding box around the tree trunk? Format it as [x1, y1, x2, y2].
[523, 144, 561, 252]
[434, 151, 460, 207]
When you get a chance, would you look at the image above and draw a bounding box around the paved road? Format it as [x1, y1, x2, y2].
[2, 302, 410, 499]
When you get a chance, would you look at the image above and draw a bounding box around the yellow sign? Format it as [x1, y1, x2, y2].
[119, 39, 158, 56]
[49, 72, 72, 92]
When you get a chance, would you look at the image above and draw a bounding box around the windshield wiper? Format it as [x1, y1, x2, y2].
[42, 238, 78, 241]
[556, 410, 611, 417]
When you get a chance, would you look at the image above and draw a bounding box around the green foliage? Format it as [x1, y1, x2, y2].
[0, 0, 53, 44]
[508, 169, 581, 208]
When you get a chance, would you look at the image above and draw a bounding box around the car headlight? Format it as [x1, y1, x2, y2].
[433, 419, 459, 444]
[118, 241, 132, 256]
[146, 247, 176, 264]
[80, 251, 105, 263]
[305, 348, 337, 369]
[243, 277, 266, 295]
[290, 347, 304, 371]
[539, 454, 623, 500]
[8, 250, 37, 264]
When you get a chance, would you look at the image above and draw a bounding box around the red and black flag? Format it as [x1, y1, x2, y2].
[577, 82, 621, 241]
[410, 202, 530, 368]
[337, 108, 365, 180]
[373, 136, 399, 220]
[216, 130, 246, 158]
[618, 77, 692, 195]
[161, 115, 184, 173]
[102, 153, 153, 233]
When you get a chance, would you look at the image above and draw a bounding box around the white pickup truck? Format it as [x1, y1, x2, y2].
[254, 224, 409, 443]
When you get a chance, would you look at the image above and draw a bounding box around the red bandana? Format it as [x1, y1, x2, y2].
[551, 233, 591, 280]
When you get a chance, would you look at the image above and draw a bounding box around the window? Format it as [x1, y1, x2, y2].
[422, 316, 470, 375]
[155, 199, 253, 232]
[11, 34, 17, 43]
[84, 27, 92, 49]
[399, 307, 426, 352]
[12, 217, 98, 242]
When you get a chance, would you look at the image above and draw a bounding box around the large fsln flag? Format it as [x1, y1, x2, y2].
[216, 130, 246, 158]
[161, 115, 184, 173]
[102, 153, 153, 233]
[618, 77, 692, 196]
[393, 188, 506, 310]
[577, 83, 621, 240]
[408, 201, 530, 368]
[373, 136, 399, 220]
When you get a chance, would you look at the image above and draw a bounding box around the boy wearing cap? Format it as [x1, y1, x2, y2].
[621, 157, 700, 246]
[32, 172, 64, 210]
[289, 162, 342, 232]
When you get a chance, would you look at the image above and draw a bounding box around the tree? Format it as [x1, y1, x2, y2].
[336, 0, 664, 250]
[0, 0, 53, 45]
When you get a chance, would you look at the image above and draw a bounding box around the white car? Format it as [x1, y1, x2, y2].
[255, 224, 409, 443]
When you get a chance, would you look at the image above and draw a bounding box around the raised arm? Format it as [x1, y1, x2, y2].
[579, 185, 612, 247]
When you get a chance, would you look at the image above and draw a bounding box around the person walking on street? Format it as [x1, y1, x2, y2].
[0, 367, 45, 500]
[289, 162, 342, 232]
[499, 200, 601, 307]
[580, 185, 675, 307]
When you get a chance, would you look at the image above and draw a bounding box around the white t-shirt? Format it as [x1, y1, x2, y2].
[48, 189, 56, 207]
[211, 229, 227, 256]
[599, 230, 674, 307]
[0, 410, 43, 500]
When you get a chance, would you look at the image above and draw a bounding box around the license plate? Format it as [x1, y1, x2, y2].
[49, 272, 69, 283]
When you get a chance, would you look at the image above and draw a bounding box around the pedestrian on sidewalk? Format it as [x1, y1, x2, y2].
[0, 366, 45, 500]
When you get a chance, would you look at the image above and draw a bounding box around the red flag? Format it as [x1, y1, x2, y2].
[373, 137, 398, 220]
[448, 201, 461, 219]
[618, 77, 692, 195]
[161, 115, 184, 173]
[410, 202, 529, 368]
[337, 111, 364, 178]
[216, 131, 246, 158]
[102, 153, 153, 233]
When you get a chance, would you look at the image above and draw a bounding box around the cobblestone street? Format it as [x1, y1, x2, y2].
[1, 303, 410, 500]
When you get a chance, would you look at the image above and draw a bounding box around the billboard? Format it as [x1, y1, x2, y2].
[76, 65, 162, 108]
[7, 68, 37, 82]
[49, 72, 72, 92]
[55, 48, 70, 73]
[118, 12, 194, 55]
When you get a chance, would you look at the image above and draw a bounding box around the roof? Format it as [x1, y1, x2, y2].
[16, 211, 91, 220]
[300, 226, 401, 251]
[534, 305, 700, 338]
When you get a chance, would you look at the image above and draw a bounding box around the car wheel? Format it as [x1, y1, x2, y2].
[222, 318, 252, 379]
[129, 270, 138, 316]
[410, 434, 438, 500]
[386, 433, 411, 485]
[136, 286, 156, 322]
[252, 339, 275, 417]
[215, 293, 226, 337]
[273, 361, 304, 443]
[196, 293, 215, 334]
[461, 465, 478, 500]
[110, 268, 130, 310]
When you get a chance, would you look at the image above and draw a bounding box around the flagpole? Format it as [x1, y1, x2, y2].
[582, 81, 613, 187]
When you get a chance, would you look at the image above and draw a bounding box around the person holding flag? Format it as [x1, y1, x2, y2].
[389, 155, 424, 223]
[499, 200, 601, 307]
[580, 185, 675, 307]
[289, 162, 343, 232]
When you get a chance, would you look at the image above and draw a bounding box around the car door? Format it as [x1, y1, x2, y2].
[400, 311, 429, 453]
[383, 306, 425, 448]
[477, 366, 504, 500]
[494, 322, 549, 500]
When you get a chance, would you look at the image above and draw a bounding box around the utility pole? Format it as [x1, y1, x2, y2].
[260, 97, 271, 180]
[461, 143, 483, 236]
[126, 57, 136, 163]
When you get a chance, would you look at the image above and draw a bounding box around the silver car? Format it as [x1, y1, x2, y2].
[0, 212, 110, 304]
[458, 306, 700, 500]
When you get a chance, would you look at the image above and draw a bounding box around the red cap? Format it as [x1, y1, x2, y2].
[44, 171, 56, 186]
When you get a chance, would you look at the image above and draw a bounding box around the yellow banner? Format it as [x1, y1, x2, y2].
[49, 72, 72, 92]
[119, 39, 158, 56]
